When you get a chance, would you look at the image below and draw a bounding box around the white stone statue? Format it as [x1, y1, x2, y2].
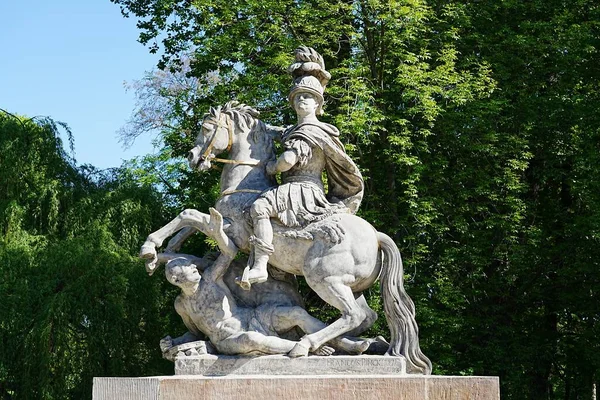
[243, 49, 363, 286]
[156, 250, 378, 358]
[140, 47, 432, 374]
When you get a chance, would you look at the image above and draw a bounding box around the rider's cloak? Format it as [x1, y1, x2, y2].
[283, 121, 364, 214]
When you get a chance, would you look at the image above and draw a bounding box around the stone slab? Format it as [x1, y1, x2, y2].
[174, 355, 406, 376]
[93, 375, 499, 400]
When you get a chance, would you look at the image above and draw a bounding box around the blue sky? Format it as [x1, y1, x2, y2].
[0, 1, 161, 169]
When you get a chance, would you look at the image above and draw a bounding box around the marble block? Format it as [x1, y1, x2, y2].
[93, 375, 500, 400]
[174, 355, 407, 376]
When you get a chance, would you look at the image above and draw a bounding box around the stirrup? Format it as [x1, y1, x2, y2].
[235, 266, 253, 291]
[235, 266, 269, 291]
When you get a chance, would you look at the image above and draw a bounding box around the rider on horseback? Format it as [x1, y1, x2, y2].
[242, 49, 364, 286]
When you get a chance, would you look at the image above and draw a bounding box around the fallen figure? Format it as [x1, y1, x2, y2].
[157, 252, 383, 358]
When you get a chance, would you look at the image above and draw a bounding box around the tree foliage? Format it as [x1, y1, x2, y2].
[2, 0, 599, 397]
[110, 0, 600, 398]
[0, 112, 184, 399]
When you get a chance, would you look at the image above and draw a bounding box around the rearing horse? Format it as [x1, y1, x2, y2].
[140, 102, 432, 374]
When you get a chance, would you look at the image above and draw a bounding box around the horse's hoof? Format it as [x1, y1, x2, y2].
[140, 242, 157, 259]
[288, 342, 309, 358]
[365, 336, 389, 355]
[145, 258, 158, 275]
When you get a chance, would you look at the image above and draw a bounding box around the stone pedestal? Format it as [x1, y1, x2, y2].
[174, 355, 406, 376]
[94, 355, 499, 400]
[93, 375, 500, 400]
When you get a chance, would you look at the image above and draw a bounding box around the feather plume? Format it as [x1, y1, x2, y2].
[288, 46, 331, 87]
[294, 46, 325, 70]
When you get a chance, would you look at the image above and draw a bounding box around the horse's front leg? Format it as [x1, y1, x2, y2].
[140, 208, 237, 274]
[165, 227, 196, 252]
[140, 209, 209, 274]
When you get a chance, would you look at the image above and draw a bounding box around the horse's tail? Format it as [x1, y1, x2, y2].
[378, 232, 432, 375]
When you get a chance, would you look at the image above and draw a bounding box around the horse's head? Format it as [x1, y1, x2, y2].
[188, 101, 262, 171]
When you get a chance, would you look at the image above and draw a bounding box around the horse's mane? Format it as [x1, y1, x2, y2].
[203, 101, 272, 147]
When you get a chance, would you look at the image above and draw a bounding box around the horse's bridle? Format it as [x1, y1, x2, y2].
[200, 114, 260, 167]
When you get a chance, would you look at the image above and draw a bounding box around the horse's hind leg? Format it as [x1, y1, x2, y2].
[345, 294, 390, 354]
[272, 306, 370, 355]
[289, 277, 367, 357]
[346, 294, 378, 337]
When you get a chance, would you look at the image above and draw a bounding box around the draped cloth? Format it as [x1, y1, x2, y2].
[283, 122, 364, 214]
[266, 181, 344, 227]
[253, 121, 364, 228]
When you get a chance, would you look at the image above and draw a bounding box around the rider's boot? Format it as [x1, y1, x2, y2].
[244, 217, 274, 285]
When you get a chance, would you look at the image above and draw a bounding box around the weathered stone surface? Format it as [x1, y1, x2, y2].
[93, 375, 500, 400]
[174, 355, 406, 376]
[138, 46, 431, 372]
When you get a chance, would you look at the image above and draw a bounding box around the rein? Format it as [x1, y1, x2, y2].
[201, 114, 260, 167]
[220, 188, 263, 198]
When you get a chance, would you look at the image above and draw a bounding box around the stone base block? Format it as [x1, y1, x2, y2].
[174, 355, 406, 376]
[93, 375, 500, 400]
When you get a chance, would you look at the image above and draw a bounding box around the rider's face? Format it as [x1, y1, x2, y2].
[293, 92, 319, 117]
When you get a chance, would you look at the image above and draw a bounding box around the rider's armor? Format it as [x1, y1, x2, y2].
[251, 126, 347, 228]
[242, 47, 364, 287]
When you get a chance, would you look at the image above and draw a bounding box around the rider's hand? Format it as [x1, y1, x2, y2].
[266, 160, 278, 175]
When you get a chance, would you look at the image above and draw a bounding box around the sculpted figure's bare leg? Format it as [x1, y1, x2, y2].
[216, 331, 298, 356]
[272, 306, 370, 356]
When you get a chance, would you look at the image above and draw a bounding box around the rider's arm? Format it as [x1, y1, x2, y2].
[267, 137, 313, 175]
[267, 150, 299, 175]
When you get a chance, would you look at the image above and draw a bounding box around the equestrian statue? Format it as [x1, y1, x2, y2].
[139, 46, 432, 374]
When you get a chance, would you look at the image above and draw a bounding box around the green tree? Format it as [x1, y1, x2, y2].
[109, 0, 600, 398]
[110, 0, 496, 373]
[451, 1, 600, 397]
[0, 112, 184, 399]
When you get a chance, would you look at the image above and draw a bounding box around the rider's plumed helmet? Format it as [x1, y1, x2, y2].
[287, 46, 330, 116]
[288, 75, 325, 115]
